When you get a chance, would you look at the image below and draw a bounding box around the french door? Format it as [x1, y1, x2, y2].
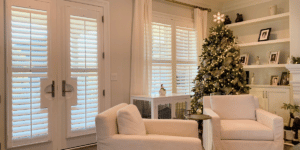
[5, 0, 108, 149]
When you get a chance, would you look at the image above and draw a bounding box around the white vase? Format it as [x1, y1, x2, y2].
[159, 89, 166, 96]
[269, 5, 277, 16]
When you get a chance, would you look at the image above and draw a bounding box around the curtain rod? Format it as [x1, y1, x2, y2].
[165, 0, 212, 12]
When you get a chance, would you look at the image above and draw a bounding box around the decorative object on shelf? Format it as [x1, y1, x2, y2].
[281, 103, 299, 141]
[251, 73, 255, 85]
[269, 51, 280, 64]
[239, 54, 249, 65]
[258, 28, 271, 41]
[159, 84, 166, 96]
[270, 75, 279, 86]
[269, 5, 277, 16]
[292, 56, 300, 64]
[292, 117, 300, 144]
[235, 13, 243, 23]
[255, 56, 260, 65]
[213, 12, 225, 24]
[287, 56, 292, 64]
[280, 72, 289, 85]
[224, 15, 231, 25]
[190, 23, 250, 113]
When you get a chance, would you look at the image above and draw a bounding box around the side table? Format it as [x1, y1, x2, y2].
[184, 114, 212, 139]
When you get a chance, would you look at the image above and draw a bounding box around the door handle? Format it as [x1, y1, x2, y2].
[45, 81, 55, 97]
[62, 80, 73, 96]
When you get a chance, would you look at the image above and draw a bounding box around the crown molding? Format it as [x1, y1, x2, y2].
[222, 0, 273, 12]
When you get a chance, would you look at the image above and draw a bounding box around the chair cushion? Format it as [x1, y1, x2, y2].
[220, 120, 273, 141]
[210, 95, 256, 120]
[117, 104, 146, 135]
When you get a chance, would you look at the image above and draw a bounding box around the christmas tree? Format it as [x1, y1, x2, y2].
[191, 23, 250, 114]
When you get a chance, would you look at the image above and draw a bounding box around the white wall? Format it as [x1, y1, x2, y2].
[106, 0, 133, 107]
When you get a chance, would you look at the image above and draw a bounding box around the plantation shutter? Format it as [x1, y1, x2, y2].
[8, 2, 50, 147]
[151, 22, 172, 95]
[176, 26, 198, 95]
[67, 8, 101, 137]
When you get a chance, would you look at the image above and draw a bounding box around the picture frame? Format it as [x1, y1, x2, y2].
[270, 75, 279, 86]
[258, 28, 271, 42]
[240, 54, 249, 65]
[280, 72, 289, 85]
[269, 51, 280, 64]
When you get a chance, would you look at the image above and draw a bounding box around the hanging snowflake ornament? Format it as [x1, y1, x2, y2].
[213, 12, 225, 24]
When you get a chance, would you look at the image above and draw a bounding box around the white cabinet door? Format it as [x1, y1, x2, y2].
[267, 89, 290, 125]
[250, 88, 268, 110]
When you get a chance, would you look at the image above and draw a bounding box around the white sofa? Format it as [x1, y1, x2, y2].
[96, 103, 202, 150]
[203, 95, 284, 150]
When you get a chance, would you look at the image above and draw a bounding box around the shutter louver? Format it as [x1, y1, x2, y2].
[70, 16, 98, 131]
[10, 6, 49, 143]
[151, 22, 172, 95]
[176, 26, 197, 95]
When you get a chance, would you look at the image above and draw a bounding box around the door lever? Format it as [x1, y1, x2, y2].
[62, 80, 73, 96]
[46, 81, 55, 97]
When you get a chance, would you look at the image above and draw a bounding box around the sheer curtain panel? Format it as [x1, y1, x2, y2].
[130, 0, 152, 96]
[194, 8, 207, 65]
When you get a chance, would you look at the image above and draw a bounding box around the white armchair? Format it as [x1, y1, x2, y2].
[202, 95, 284, 150]
[96, 103, 202, 150]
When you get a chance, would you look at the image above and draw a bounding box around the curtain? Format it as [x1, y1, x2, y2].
[194, 8, 208, 65]
[130, 0, 152, 96]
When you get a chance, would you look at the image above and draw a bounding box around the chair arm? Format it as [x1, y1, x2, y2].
[97, 134, 202, 150]
[142, 119, 198, 138]
[256, 109, 284, 141]
[203, 108, 222, 150]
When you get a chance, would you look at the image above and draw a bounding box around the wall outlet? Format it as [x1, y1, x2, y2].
[111, 73, 117, 81]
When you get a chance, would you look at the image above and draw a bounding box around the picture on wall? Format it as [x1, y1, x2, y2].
[270, 75, 279, 86]
[280, 72, 289, 85]
[240, 54, 249, 65]
[269, 51, 280, 64]
[258, 28, 271, 41]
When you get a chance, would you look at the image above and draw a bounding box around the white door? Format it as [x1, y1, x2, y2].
[5, 0, 108, 149]
[267, 89, 290, 125]
[57, 1, 105, 149]
[250, 88, 267, 110]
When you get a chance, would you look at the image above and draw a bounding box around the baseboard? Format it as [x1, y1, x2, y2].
[63, 142, 97, 150]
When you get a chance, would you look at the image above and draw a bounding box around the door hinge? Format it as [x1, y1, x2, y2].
[102, 52, 105, 59]
[102, 16, 104, 23]
[103, 90, 105, 96]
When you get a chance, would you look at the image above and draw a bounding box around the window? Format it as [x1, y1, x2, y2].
[151, 13, 198, 95]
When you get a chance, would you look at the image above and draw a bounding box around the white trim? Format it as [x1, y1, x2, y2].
[222, 0, 273, 13]
[0, 0, 5, 150]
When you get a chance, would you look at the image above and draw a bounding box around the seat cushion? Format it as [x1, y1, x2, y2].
[210, 95, 256, 120]
[220, 120, 273, 141]
[117, 104, 146, 135]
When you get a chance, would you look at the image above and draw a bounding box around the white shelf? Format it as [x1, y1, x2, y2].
[247, 84, 290, 89]
[227, 12, 290, 28]
[243, 64, 287, 69]
[238, 38, 290, 48]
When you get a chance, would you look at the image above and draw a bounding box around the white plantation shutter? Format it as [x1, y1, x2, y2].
[151, 22, 172, 95]
[69, 15, 99, 135]
[151, 14, 198, 95]
[176, 27, 198, 95]
[8, 4, 50, 147]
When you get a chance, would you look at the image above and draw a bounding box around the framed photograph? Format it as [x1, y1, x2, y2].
[269, 51, 280, 64]
[280, 72, 289, 85]
[240, 54, 249, 65]
[258, 28, 271, 42]
[270, 75, 279, 86]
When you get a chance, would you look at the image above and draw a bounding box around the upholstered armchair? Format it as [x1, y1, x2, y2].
[203, 95, 284, 150]
[96, 103, 202, 150]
